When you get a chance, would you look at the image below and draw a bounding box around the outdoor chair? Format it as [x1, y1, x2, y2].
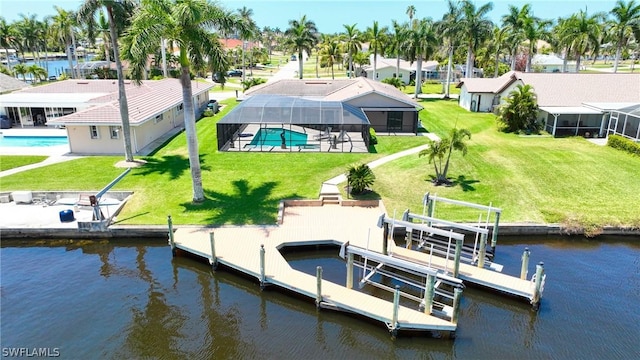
[313, 127, 332, 140]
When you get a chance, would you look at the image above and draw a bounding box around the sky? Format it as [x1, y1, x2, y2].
[0, 0, 618, 34]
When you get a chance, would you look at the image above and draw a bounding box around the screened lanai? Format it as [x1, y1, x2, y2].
[217, 94, 371, 152]
[607, 104, 640, 142]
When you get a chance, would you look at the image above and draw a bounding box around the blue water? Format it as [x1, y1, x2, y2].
[0, 136, 68, 147]
[250, 128, 308, 147]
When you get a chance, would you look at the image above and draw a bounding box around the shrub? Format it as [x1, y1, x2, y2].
[346, 164, 376, 194]
[607, 135, 640, 156]
[381, 77, 405, 89]
[369, 128, 378, 145]
[202, 109, 214, 118]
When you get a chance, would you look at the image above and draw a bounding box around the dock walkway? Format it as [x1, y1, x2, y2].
[172, 203, 456, 335]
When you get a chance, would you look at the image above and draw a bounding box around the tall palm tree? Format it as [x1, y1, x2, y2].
[52, 6, 79, 78]
[341, 23, 361, 79]
[436, 0, 462, 98]
[405, 18, 437, 97]
[501, 4, 530, 71]
[522, 15, 552, 72]
[126, 0, 237, 202]
[320, 36, 340, 79]
[284, 15, 318, 79]
[0, 18, 17, 70]
[559, 10, 604, 72]
[366, 21, 388, 81]
[489, 25, 508, 77]
[459, 0, 494, 78]
[237, 6, 256, 82]
[419, 127, 471, 185]
[16, 14, 41, 65]
[406, 5, 417, 22]
[609, 0, 640, 72]
[27, 64, 47, 83]
[78, 0, 137, 162]
[388, 20, 408, 82]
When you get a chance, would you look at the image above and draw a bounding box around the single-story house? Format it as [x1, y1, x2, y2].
[0, 73, 30, 94]
[531, 53, 577, 73]
[0, 78, 213, 154]
[216, 77, 423, 152]
[457, 71, 640, 139]
[362, 55, 439, 84]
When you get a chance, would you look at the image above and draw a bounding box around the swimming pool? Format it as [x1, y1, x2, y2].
[0, 136, 69, 147]
[249, 128, 308, 147]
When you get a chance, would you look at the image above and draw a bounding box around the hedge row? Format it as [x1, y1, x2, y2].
[607, 134, 640, 156]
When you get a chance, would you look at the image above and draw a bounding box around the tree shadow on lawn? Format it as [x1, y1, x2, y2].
[181, 179, 301, 225]
[425, 175, 480, 192]
[135, 154, 211, 180]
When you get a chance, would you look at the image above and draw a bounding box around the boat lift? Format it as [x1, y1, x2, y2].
[340, 242, 465, 322]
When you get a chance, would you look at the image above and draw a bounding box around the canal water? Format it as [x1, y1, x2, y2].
[1, 236, 638, 359]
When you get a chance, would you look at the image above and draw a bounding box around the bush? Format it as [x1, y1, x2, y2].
[346, 163, 376, 194]
[607, 135, 640, 156]
[381, 77, 405, 89]
[202, 109, 215, 118]
[369, 128, 378, 145]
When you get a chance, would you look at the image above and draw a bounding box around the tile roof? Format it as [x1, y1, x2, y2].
[0, 73, 30, 94]
[366, 55, 439, 71]
[459, 71, 640, 107]
[246, 77, 422, 109]
[47, 78, 213, 125]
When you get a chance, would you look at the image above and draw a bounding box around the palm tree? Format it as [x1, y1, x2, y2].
[27, 64, 47, 83]
[16, 14, 41, 65]
[488, 25, 508, 77]
[366, 21, 388, 81]
[284, 15, 318, 79]
[609, 0, 640, 72]
[341, 23, 361, 79]
[419, 127, 471, 185]
[126, 0, 238, 203]
[459, 0, 494, 78]
[52, 6, 79, 78]
[320, 36, 340, 79]
[501, 4, 530, 71]
[559, 10, 604, 72]
[12, 63, 28, 81]
[436, 0, 462, 98]
[522, 15, 552, 72]
[388, 20, 408, 83]
[78, 0, 137, 163]
[0, 18, 17, 71]
[497, 84, 540, 133]
[406, 5, 417, 22]
[237, 6, 257, 82]
[405, 18, 437, 97]
[347, 164, 376, 195]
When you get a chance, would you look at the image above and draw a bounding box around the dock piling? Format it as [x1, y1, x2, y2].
[316, 266, 323, 307]
[347, 252, 354, 289]
[423, 274, 435, 315]
[391, 285, 400, 334]
[209, 232, 217, 269]
[491, 212, 501, 249]
[167, 215, 175, 256]
[259, 244, 266, 289]
[453, 238, 462, 277]
[452, 287, 462, 324]
[520, 248, 530, 280]
[382, 223, 389, 256]
[477, 233, 487, 269]
[532, 262, 545, 309]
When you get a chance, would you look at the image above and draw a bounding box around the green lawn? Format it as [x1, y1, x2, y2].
[0, 156, 47, 171]
[1, 99, 638, 232]
[368, 99, 640, 232]
[0, 98, 426, 225]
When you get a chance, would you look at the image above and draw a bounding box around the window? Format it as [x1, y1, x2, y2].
[399, 73, 403, 78]
[154, 113, 164, 123]
[110, 126, 120, 139]
[376, 72, 379, 79]
[176, 104, 183, 113]
[90, 126, 99, 139]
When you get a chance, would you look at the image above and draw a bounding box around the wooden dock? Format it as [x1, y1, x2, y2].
[171, 203, 456, 336]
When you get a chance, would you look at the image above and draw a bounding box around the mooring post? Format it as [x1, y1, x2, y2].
[347, 252, 354, 289]
[533, 262, 545, 308]
[520, 247, 530, 280]
[426, 199, 434, 227]
[167, 215, 175, 256]
[491, 212, 501, 249]
[209, 232, 217, 269]
[477, 234, 487, 269]
[316, 266, 323, 307]
[453, 238, 463, 277]
[402, 209, 409, 222]
[259, 244, 266, 288]
[452, 287, 462, 324]
[382, 223, 389, 256]
[423, 274, 435, 315]
[392, 285, 400, 332]
[405, 228, 412, 249]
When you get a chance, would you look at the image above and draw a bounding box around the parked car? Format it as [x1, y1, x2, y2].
[48, 75, 57, 81]
[226, 69, 243, 77]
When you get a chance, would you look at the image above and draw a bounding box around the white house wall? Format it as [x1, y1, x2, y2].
[365, 66, 411, 84]
[458, 88, 495, 112]
[65, 125, 125, 154]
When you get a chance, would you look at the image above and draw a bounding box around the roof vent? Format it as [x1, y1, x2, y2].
[77, 81, 89, 85]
